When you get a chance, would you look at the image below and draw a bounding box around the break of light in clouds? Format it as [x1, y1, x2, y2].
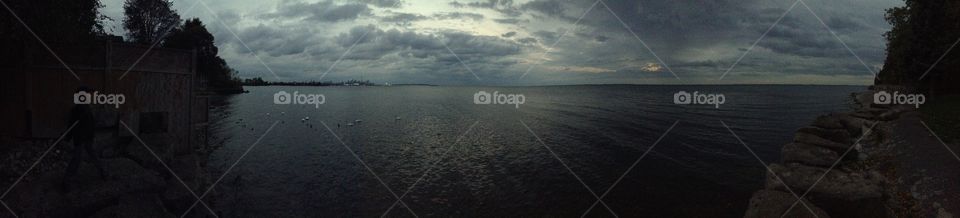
[100, 0, 903, 85]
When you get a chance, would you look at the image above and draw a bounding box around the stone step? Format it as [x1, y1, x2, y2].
[849, 111, 877, 120]
[744, 190, 829, 218]
[797, 127, 852, 145]
[835, 114, 873, 136]
[765, 163, 883, 201]
[782, 143, 843, 167]
[794, 132, 853, 153]
[812, 114, 846, 129]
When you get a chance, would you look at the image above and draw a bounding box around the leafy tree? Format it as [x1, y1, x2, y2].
[123, 0, 181, 44]
[164, 18, 242, 92]
[0, 0, 107, 51]
[878, 0, 960, 94]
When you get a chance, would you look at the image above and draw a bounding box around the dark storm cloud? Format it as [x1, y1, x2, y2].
[493, 18, 523, 24]
[269, 0, 371, 22]
[358, 0, 403, 8]
[517, 37, 537, 44]
[433, 12, 485, 21]
[379, 12, 429, 24]
[532, 30, 557, 43]
[150, 0, 899, 84]
[449, 0, 523, 16]
[575, 32, 609, 43]
[463, 0, 513, 8]
[315, 25, 522, 80]
[520, 0, 566, 18]
[216, 10, 242, 26]
[519, 0, 897, 77]
[233, 24, 319, 57]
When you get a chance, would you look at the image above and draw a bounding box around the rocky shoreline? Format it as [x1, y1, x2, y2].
[1, 133, 216, 217]
[744, 90, 933, 217]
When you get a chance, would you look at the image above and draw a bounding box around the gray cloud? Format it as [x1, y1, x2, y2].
[105, 0, 901, 84]
[532, 30, 557, 43]
[493, 18, 523, 24]
[517, 0, 898, 79]
[380, 12, 428, 25]
[270, 0, 371, 22]
[358, 0, 403, 8]
[234, 24, 319, 57]
[433, 12, 485, 21]
[520, 0, 566, 18]
[517, 37, 537, 44]
[298, 25, 524, 83]
[450, 0, 523, 16]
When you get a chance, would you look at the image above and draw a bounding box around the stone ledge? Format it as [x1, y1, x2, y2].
[744, 190, 829, 218]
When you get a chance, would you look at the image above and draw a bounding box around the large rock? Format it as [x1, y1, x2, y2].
[835, 114, 874, 136]
[782, 143, 842, 167]
[794, 132, 853, 152]
[765, 163, 883, 201]
[811, 114, 846, 130]
[849, 111, 878, 120]
[797, 127, 852, 144]
[878, 105, 915, 121]
[852, 91, 877, 109]
[744, 190, 829, 218]
[765, 163, 891, 217]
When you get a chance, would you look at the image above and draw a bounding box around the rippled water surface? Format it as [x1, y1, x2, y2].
[205, 85, 862, 217]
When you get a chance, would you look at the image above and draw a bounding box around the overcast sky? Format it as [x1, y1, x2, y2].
[100, 0, 903, 85]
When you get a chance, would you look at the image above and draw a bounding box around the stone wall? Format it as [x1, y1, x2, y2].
[744, 91, 917, 217]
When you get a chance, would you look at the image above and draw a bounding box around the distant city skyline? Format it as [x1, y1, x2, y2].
[100, 0, 902, 85]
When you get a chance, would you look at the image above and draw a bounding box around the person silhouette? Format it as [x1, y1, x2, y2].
[62, 86, 108, 193]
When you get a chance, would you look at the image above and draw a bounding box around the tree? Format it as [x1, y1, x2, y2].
[877, 0, 960, 94]
[164, 19, 217, 56]
[0, 0, 107, 50]
[123, 0, 181, 44]
[164, 18, 242, 92]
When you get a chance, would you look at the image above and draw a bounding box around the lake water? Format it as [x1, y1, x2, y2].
[205, 85, 862, 217]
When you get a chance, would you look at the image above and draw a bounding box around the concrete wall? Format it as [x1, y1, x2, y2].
[0, 41, 203, 153]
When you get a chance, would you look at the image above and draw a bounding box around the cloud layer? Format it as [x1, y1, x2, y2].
[99, 0, 902, 85]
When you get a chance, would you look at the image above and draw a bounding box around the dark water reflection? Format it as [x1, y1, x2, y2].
[205, 85, 862, 217]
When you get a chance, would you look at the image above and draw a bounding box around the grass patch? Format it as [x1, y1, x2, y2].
[920, 94, 960, 143]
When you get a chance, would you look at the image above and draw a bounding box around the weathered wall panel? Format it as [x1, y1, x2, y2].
[0, 41, 200, 153]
